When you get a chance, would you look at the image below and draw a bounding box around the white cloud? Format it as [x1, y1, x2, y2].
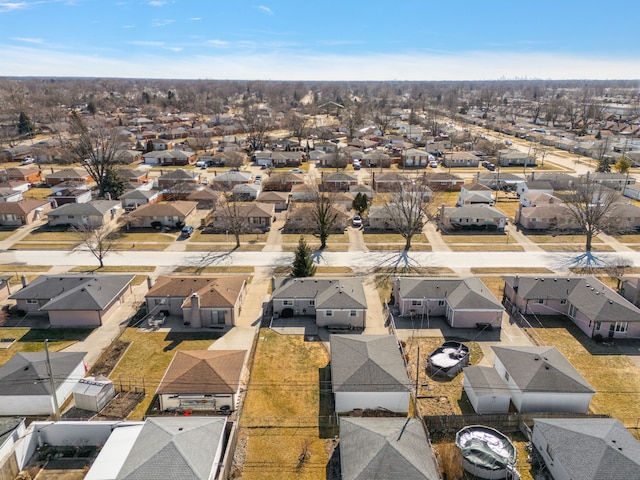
[164, 46, 182, 52]
[151, 19, 174, 27]
[0, 2, 28, 12]
[11, 37, 43, 44]
[257, 5, 273, 15]
[122, 25, 135, 29]
[189, 17, 201, 21]
[127, 40, 165, 47]
[207, 39, 230, 47]
[0, 45, 639, 82]
[147, 0, 166, 6]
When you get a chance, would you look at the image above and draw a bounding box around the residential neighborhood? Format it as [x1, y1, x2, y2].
[1, 78, 640, 480]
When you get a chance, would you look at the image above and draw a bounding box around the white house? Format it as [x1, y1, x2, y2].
[330, 335, 410, 413]
[456, 182, 495, 206]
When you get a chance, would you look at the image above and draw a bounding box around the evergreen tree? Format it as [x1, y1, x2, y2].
[352, 192, 370, 215]
[145, 140, 155, 153]
[291, 236, 316, 277]
[17, 111, 34, 136]
[99, 168, 127, 199]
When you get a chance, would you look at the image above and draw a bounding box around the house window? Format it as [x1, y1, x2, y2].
[26, 299, 38, 305]
[309, 300, 315, 306]
[67, 215, 75, 219]
[560, 299, 567, 305]
[283, 300, 293, 306]
[438, 300, 445, 306]
[533, 299, 544, 304]
[615, 322, 628, 333]
[350, 310, 357, 317]
[326, 310, 333, 317]
[595, 322, 601, 331]
[411, 300, 422, 306]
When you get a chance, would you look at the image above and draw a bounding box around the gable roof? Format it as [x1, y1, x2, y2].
[397, 277, 503, 311]
[158, 168, 199, 181]
[340, 417, 439, 480]
[273, 277, 366, 310]
[128, 201, 197, 218]
[492, 346, 594, 393]
[463, 365, 510, 396]
[115, 417, 226, 480]
[45, 168, 89, 180]
[330, 335, 410, 393]
[443, 204, 509, 219]
[0, 199, 49, 215]
[10, 274, 135, 311]
[533, 418, 640, 479]
[156, 350, 246, 395]
[146, 276, 247, 308]
[0, 352, 86, 396]
[46, 200, 120, 217]
[503, 275, 640, 323]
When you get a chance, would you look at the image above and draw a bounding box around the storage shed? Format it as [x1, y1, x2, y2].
[72, 376, 115, 412]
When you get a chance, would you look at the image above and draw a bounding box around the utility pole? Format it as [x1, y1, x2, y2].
[44, 339, 61, 421]
[414, 344, 420, 418]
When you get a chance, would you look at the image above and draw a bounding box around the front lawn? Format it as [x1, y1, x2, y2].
[0, 328, 92, 366]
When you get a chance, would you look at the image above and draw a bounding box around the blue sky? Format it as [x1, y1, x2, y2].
[1, 0, 639, 80]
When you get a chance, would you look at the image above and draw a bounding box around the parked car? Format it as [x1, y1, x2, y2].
[289, 168, 304, 174]
[352, 215, 362, 227]
[429, 160, 439, 168]
[180, 225, 195, 238]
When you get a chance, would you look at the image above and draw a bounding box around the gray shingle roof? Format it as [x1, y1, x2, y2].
[398, 277, 503, 311]
[330, 335, 410, 393]
[534, 418, 640, 479]
[116, 417, 226, 480]
[10, 274, 135, 311]
[273, 277, 366, 310]
[463, 365, 509, 396]
[46, 200, 120, 217]
[493, 346, 594, 393]
[340, 417, 439, 480]
[503, 275, 640, 323]
[0, 352, 86, 396]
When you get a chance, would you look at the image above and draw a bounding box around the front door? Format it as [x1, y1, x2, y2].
[609, 323, 615, 338]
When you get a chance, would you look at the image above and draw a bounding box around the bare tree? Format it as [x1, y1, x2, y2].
[311, 187, 338, 249]
[285, 111, 309, 144]
[217, 197, 249, 249]
[383, 178, 432, 251]
[240, 102, 272, 152]
[75, 224, 117, 268]
[325, 150, 349, 171]
[68, 112, 126, 197]
[372, 106, 394, 136]
[559, 180, 622, 253]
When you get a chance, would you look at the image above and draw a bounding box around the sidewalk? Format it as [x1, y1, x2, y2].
[0, 218, 47, 250]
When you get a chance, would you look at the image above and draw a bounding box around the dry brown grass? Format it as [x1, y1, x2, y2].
[524, 316, 640, 430]
[471, 267, 554, 275]
[239, 329, 332, 480]
[537, 244, 615, 252]
[442, 234, 511, 244]
[478, 276, 506, 299]
[526, 234, 603, 244]
[448, 244, 524, 252]
[173, 266, 255, 274]
[0, 264, 52, 273]
[281, 233, 349, 244]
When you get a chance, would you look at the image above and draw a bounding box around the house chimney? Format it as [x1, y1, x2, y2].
[190, 293, 201, 328]
[105, 192, 111, 201]
[513, 274, 519, 292]
[147, 276, 153, 290]
[21, 274, 27, 288]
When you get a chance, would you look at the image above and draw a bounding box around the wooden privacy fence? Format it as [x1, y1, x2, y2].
[423, 412, 610, 432]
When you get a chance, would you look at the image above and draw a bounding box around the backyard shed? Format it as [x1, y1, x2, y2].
[72, 376, 115, 412]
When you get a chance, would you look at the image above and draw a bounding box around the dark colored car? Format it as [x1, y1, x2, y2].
[180, 225, 195, 238]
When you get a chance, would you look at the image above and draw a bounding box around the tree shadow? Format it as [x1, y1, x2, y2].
[553, 251, 632, 274]
[181, 250, 235, 273]
[17, 328, 95, 343]
[373, 250, 422, 274]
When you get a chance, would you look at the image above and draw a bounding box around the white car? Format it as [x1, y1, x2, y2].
[352, 215, 362, 227]
[429, 160, 438, 168]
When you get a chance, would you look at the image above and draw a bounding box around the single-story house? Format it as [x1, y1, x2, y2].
[465, 346, 595, 414]
[587, 172, 635, 190]
[0, 199, 51, 226]
[210, 170, 253, 190]
[45, 168, 93, 187]
[157, 168, 200, 189]
[516, 181, 554, 197]
[48, 187, 93, 206]
[119, 188, 163, 209]
[330, 335, 410, 413]
[231, 182, 261, 201]
[515, 204, 579, 231]
[371, 172, 414, 192]
[115, 168, 149, 184]
[0, 187, 22, 203]
[271, 150, 304, 167]
[145, 275, 248, 327]
[10, 274, 136, 327]
[527, 172, 577, 190]
[339, 417, 440, 480]
[186, 188, 220, 210]
[156, 350, 247, 412]
[210, 202, 275, 233]
[272, 277, 367, 328]
[400, 148, 430, 167]
[256, 190, 290, 211]
[283, 203, 349, 234]
[476, 172, 525, 191]
[531, 418, 640, 480]
[394, 277, 504, 329]
[142, 149, 196, 166]
[322, 172, 358, 192]
[503, 275, 640, 339]
[0, 352, 87, 415]
[1, 166, 43, 184]
[439, 204, 509, 232]
[518, 192, 561, 208]
[456, 182, 495, 206]
[46, 200, 122, 228]
[497, 149, 534, 167]
[126, 201, 198, 229]
[424, 172, 465, 191]
[442, 151, 480, 168]
[366, 203, 426, 231]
